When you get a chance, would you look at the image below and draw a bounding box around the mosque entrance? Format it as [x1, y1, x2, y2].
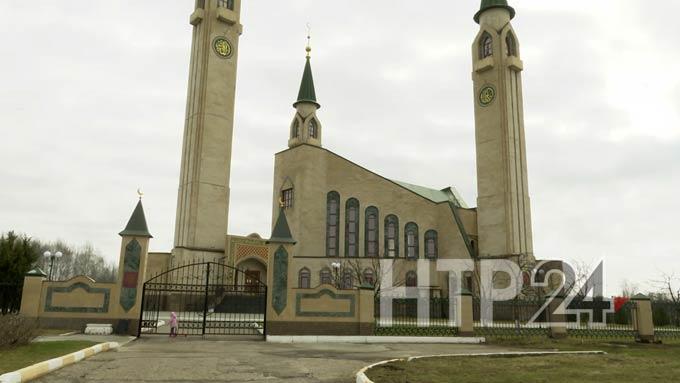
[137, 262, 267, 338]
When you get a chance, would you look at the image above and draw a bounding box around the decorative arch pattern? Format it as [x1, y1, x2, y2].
[405, 222, 419, 259]
[384, 215, 399, 258]
[480, 32, 493, 59]
[364, 206, 379, 258]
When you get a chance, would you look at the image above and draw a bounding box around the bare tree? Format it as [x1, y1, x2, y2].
[34, 239, 116, 282]
[339, 257, 407, 297]
[652, 272, 680, 303]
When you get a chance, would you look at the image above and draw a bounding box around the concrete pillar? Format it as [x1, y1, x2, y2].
[357, 286, 375, 335]
[458, 290, 474, 337]
[19, 268, 47, 318]
[549, 295, 567, 339]
[631, 294, 655, 343]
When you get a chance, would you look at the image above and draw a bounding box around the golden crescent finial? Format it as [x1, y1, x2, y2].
[278, 197, 285, 208]
[305, 23, 312, 58]
[137, 188, 144, 199]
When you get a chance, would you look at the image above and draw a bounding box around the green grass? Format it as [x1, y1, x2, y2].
[367, 338, 680, 383]
[0, 341, 98, 374]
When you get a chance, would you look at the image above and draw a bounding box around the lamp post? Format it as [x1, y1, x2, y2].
[43, 251, 63, 281]
[331, 262, 341, 288]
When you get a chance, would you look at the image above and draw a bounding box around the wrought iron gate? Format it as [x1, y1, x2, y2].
[138, 262, 267, 337]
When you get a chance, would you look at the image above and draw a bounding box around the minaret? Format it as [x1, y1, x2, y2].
[173, 0, 243, 260]
[472, 0, 534, 259]
[288, 36, 322, 148]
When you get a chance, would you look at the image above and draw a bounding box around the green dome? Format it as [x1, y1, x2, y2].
[474, 0, 515, 23]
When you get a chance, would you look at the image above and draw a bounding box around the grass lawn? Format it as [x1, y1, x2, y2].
[0, 341, 98, 374]
[367, 338, 680, 383]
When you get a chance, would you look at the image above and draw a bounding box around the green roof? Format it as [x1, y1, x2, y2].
[268, 208, 296, 244]
[119, 200, 152, 238]
[392, 180, 468, 208]
[474, 0, 515, 23]
[26, 267, 47, 277]
[294, 57, 320, 108]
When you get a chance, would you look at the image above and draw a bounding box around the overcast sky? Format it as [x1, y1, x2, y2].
[1, 1, 678, 295]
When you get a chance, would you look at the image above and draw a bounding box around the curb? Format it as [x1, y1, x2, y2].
[0, 342, 119, 383]
[355, 350, 607, 383]
[267, 336, 486, 344]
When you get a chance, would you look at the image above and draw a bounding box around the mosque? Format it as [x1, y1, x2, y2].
[146, 0, 535, 298]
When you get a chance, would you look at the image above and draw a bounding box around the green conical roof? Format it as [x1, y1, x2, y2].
[294, 57, 320, 108]
[474, 0, 515, 23]
[119, 200, 152, 238]
[268, 208, 296, 244]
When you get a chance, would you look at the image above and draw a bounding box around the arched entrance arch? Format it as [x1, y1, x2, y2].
[236, 257, 267, 292]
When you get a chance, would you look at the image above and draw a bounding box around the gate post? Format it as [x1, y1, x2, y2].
[458, 289, 474, 337]
[631, 294, 655, 343]
[202, 263, 211, 335]
[549, 294, 568, 339]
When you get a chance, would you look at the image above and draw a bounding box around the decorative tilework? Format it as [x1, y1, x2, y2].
[272, 246, 288, 315]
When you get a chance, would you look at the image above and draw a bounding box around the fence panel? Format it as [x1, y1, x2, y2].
[374, 297, 458, 336]
[473, 298, 549, 337]
[652, 300, 680, 340]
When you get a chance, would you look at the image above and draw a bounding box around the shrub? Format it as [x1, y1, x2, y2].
[0, 315, 38, 348]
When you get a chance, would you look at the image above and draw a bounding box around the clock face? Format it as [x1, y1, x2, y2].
[479, 86, 496, 106]
[213, 37, 233, 58]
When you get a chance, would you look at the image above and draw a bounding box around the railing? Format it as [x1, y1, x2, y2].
[374, 297, 458, 336]
[0, 282, 23, 315]
[652, 300, 680, 339]
[473, 297, 549, 337]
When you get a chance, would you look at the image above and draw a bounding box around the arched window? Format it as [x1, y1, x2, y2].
[365, 206, 379, 257]
[480, 32, 493, 59]
[506, 33, 517, 57]
[345, 198, 360, 257]
[362, 268, 375, 287]
[320, 268, 333, 285]
[217, 0, 234, 11]
[298, 268, 311, 288]
[308, 119, 318, 139]
[291, 119, 300, 139]
[326, 191, 340, 257]
[425, 230, 438, 259]
[405, 270, 417, 287]
[405, 222, 419, 259]
[384, 215, 399, 257]
[341, 269, 354, 289]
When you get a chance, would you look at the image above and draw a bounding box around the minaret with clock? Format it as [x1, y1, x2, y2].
[173, 0, 243, 261]
[472, 0, 534, 260]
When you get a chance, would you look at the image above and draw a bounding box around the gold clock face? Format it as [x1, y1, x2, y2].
[213, 37, 233, 58]
[479, 86, 496, 106]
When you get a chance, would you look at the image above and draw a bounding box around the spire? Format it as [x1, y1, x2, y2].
[294, 33, 320, 109]
[268, 207, 296, 244]
[119, 200, 153, 238]
[474, 0, 515, 23]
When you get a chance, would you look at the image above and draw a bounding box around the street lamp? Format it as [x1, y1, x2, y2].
[43, 251, 63, 281]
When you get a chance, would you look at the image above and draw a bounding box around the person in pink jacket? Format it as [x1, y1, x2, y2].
[169, 312, 178, 337]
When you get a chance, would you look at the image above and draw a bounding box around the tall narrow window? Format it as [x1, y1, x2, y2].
[326, 192, 340, 257]
[365, 206, 379, 257]
[405, 222, 419, 259]
[425, 230, 438, 259]
[405, 270, 417, 287]
[217, 0, 234, 10]
[480, 32, 493, 59]
[384, 215, 399, 258]
[291, 119, 300, 139]
[320, 268, 333, 285]
[308, 119, 318, 139]
[345, 198, 359, 257]
[281, 188, 294, 209]
[341, 269, 354, 289]
[363, 268, 375, 287]
[506, 33, 516, 56]
[298, 268, 311, 289]
[195, 0, 205, 9]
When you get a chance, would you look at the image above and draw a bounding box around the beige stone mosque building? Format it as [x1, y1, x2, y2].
[147, 0, 534, 298]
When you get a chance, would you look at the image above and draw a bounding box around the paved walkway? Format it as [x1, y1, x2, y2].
[33, 337, 519, 382]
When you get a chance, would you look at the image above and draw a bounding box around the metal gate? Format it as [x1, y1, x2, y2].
[138, 262, 267, 337]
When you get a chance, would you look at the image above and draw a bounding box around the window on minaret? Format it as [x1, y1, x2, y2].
[291, 120, 299, 139]
[365, 206, 379, 257]
[385, 215, 399, 258]
[195, 0, 205, 9]
[506, 33, 517, 56]
[308, 119, 318, 139]
[281, 188, 293, 209]
[405, 222, 419, 259]
[217, 0, 234, 10]
[326, 191, 340, 257]
[345, 198, 359, 257]
[425, 230, 438, 259]
[480, 33, 493, 59]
